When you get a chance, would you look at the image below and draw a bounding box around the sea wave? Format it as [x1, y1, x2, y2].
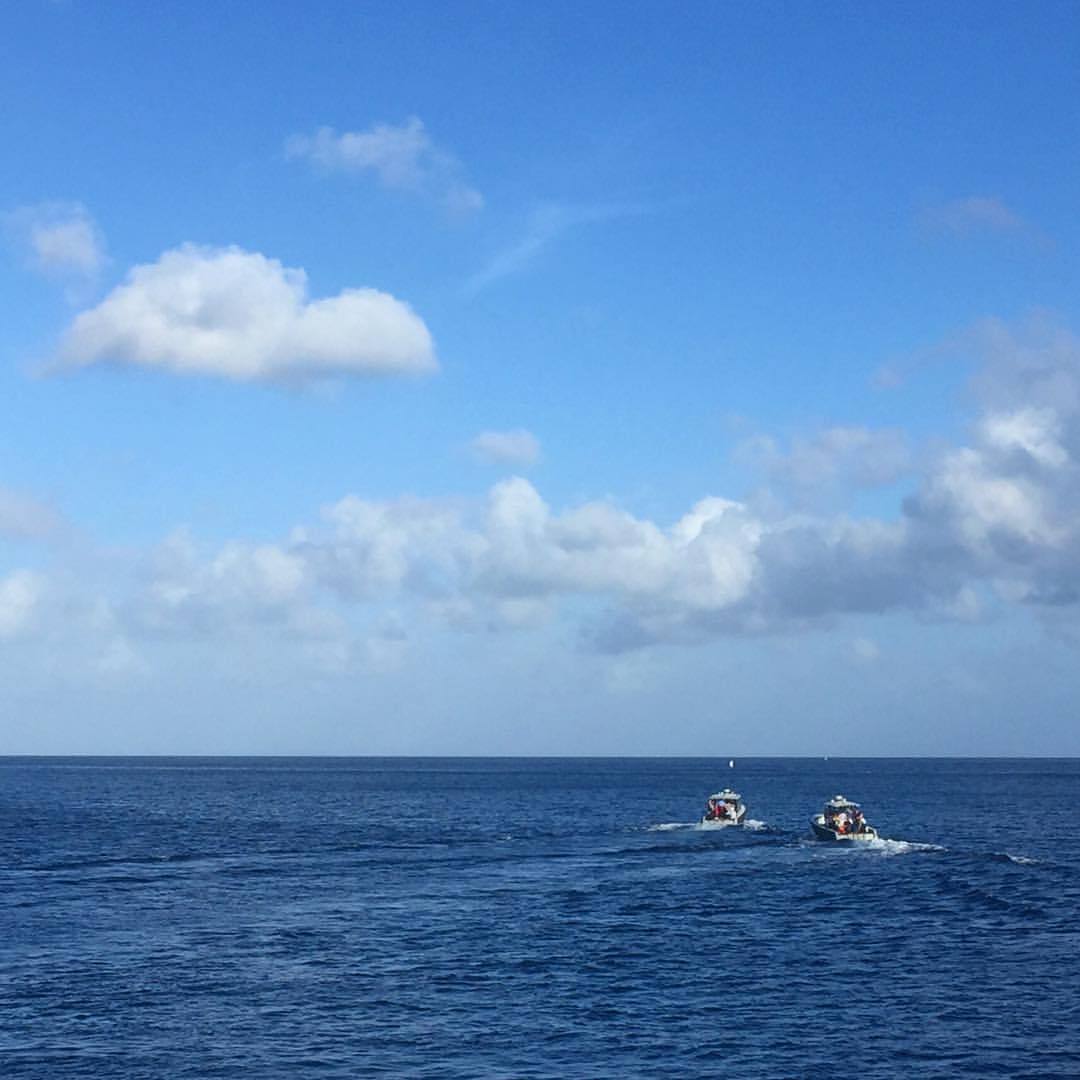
[997, 851, 1041, 866]
[646, 819, 769, 833]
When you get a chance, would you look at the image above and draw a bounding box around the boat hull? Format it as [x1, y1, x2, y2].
[810, 816, 878, 842]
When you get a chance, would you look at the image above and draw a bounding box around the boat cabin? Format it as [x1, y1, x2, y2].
[821, 794, 868, 835]
[703, 789, 742, 821]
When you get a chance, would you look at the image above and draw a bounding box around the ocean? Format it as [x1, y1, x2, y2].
[2, 756, 1078, 1078]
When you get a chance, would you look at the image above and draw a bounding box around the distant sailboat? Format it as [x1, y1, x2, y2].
[729, 759, 734, 768]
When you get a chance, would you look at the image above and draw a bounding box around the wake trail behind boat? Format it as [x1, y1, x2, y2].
[647, 819, 775, 834]
[849, 837, 946, 856]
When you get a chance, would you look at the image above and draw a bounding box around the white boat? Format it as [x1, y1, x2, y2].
[810, 794, 878, 841]
[701, 788, 747, 826]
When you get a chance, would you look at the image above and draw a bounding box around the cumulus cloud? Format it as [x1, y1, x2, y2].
[979, 407, 1067, 469]
[20, 316, 1080, 663]
[900, 325, 1080, 606]
[58, 244, 436, 382]
[289, 319, 1080, 648]
[3, 201, 107, 279]
[287, 478, 763, 646]
[131, 530, 314, 636]
[470, 428, 541, 467]
[286, 118, 483, 214]
[919, 446, 1063, 552]
[0, 571, 148, 684]
[298, 493, 479, 601]
[116, 340, 1079, 654]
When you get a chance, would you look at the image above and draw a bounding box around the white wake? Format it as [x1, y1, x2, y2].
[1001, 851, 1040, 866]
[863, 837, 947, 856]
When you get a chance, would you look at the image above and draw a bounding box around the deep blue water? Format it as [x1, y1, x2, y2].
[2, 757, 1079, 1078]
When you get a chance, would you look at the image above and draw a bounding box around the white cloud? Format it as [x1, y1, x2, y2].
[475, 479, 683, 602]
[913, 446, 1061, 552]
[899, 322, 1080, 608]
[132, 531, 314, 636]
[59, 244, 436, 382]
[979, 407, 1067, 469]
[470, 428, 541, 467]
[3, 201, 107, 278]
[0, 574, 146, 686]
[299, 479, 760, 637]
[17, 316, 1080, 663]
[286, 118, 483, 214]
[304, 493, 479, 599]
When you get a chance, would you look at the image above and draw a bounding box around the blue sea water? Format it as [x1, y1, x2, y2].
[2, 757, 1079, 1079]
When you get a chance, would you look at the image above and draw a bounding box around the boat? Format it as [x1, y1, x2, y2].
[810, 794, 878, 841]
[701, 788, 747, 826]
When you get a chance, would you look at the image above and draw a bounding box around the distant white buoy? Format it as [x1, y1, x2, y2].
[729, 759, 734, 768]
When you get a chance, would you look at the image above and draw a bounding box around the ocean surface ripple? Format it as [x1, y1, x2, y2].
[3, 756, 1078, 1078]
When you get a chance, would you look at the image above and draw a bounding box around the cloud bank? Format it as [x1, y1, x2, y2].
[59, 244, 436, 382]
[129, 321, 1080, 650]
[9, 317, 1080, 671]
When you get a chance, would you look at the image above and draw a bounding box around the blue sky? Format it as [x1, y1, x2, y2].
[2, 1, 1080, 754]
